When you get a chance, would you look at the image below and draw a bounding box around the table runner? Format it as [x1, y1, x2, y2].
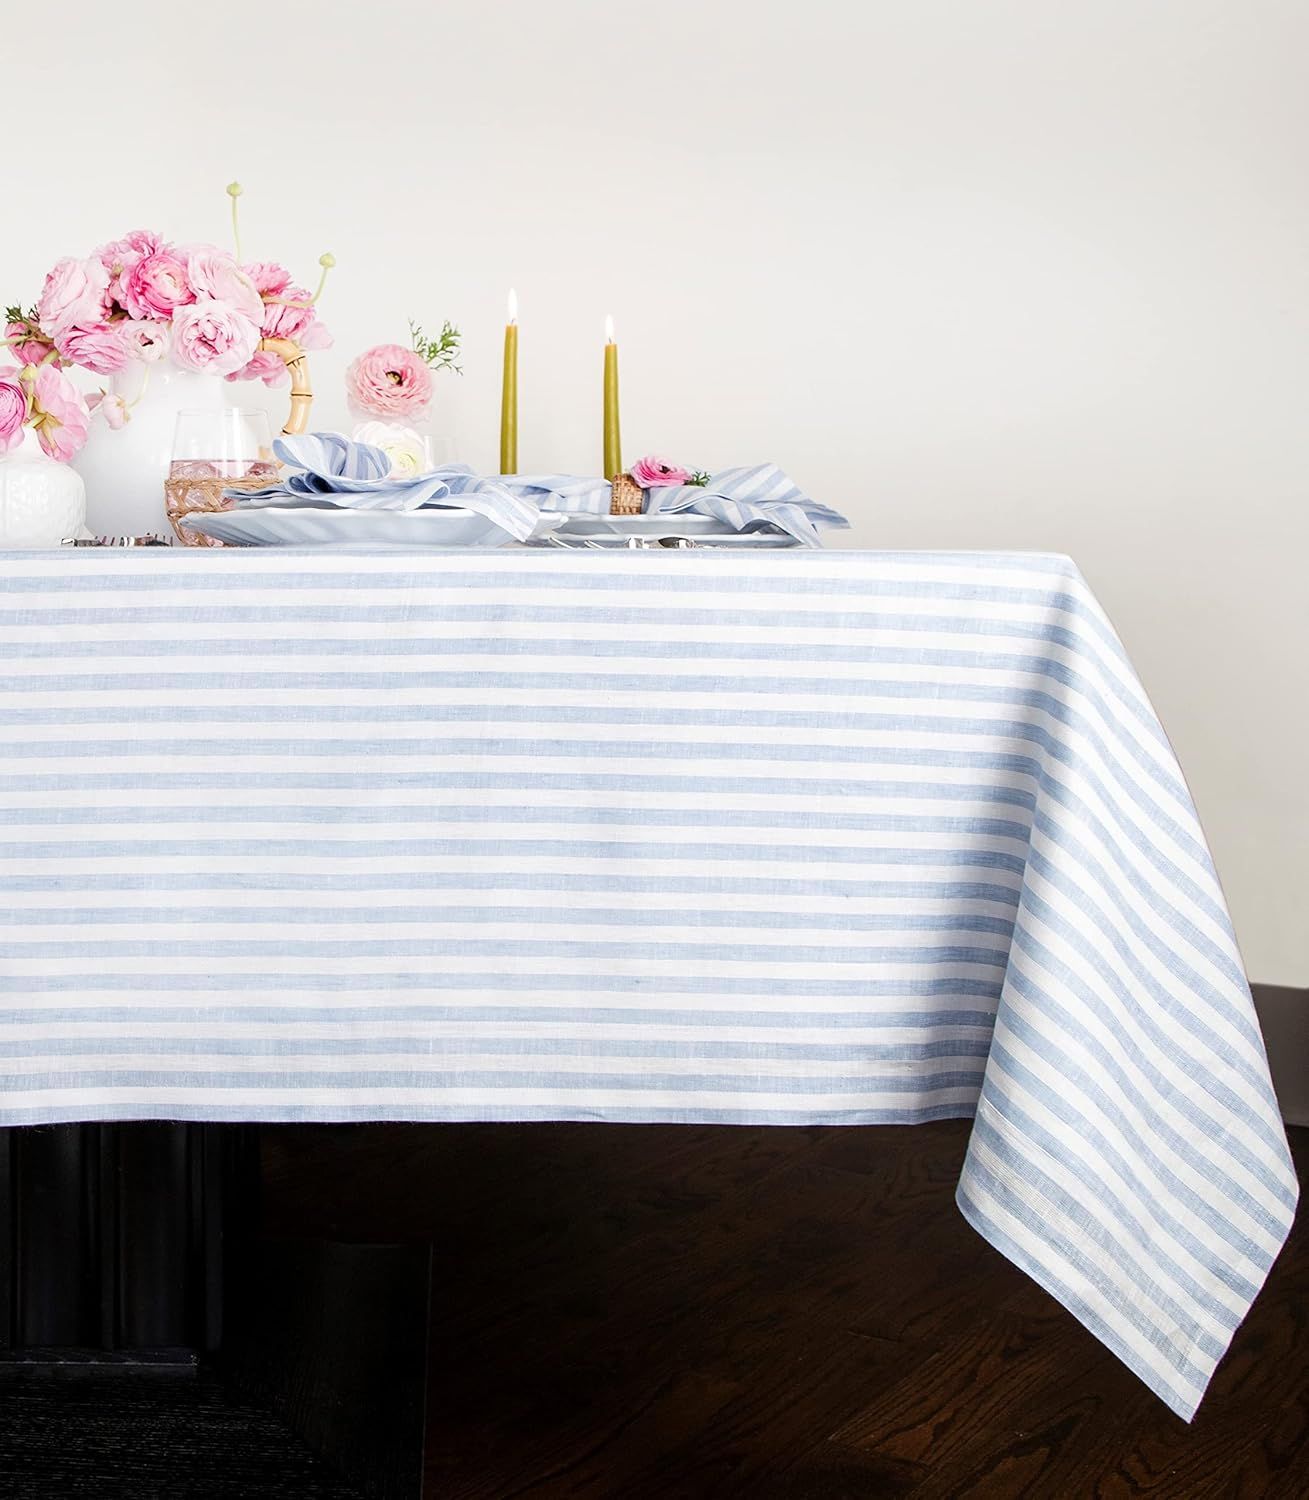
[0, 548, 1295, 1420]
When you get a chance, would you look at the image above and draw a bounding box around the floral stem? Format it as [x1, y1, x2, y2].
[226, 181, 244, 262]
[127, 363, 150, 411]
[311, 253, 336, 305]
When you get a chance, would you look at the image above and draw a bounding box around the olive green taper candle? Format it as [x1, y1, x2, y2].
[499, 289, 518, 475]
[603, 314, 621, 480]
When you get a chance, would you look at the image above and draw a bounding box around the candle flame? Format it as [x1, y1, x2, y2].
[605, 314, 615, 344]
[507, 288, 518, 324]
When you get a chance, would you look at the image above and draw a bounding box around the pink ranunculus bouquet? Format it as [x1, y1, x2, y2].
[4, 186, 334, 459]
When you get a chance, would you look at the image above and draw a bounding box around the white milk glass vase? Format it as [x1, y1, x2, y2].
[0, 426, 88, 547]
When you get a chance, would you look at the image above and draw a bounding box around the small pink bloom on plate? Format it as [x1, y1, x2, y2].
[38, 256, 112, 338]
[171, 298, 261, 376]
[630, 455, 692, 489]
[225, 348, 289, 387]
[118, 251, 194, 321]
[53, 322, 130, 375]
[28, 364, 91, 462]
[0, 365, 30, 453]
[345, 343, 433, 420]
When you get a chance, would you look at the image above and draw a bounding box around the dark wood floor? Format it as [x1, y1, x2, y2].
[260, 1119, 1309, 1500]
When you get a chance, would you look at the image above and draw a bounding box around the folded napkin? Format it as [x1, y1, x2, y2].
[496, 463, 847, 547]
[644, 464, 849, 547]
[231, 433, 542, 542]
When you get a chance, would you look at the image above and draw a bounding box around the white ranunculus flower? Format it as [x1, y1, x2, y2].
[351, 421, 432, 479]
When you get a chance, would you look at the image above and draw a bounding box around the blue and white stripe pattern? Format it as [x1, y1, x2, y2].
[498, 463, 848, 545]
[0, 548, 1294, 1420]
[229, 435, 541, 539]
[645, 463, 851, 546]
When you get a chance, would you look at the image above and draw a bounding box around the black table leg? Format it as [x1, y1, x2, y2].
[0, 1124, 430, 1499]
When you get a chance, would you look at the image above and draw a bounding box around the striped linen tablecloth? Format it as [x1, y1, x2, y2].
[0, 548, 1295, 1420]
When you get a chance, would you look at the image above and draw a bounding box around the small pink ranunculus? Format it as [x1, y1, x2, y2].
[38, 256, 112, 338]
[5, 321, 58, 367]
[97, 229, 164, 275]
[243, 261, 292, 296]
[53, 322, 130, 376]
[345, 343, 433, 420]
[97, 230, 166, 302]
[260, 284, 318, 341]
[171, 298, 261, 376]
[99, 392, 130, 429]
[121, 319, 170, 362]
[118, 251, 194, 321]
[225, 348, 289, 387]
[186, 249, 263, 325]
[296, 319, 333, 352]
[28, 364, 91, 462]
[630, 455, 693, 489]
[0, 365, 30, 453]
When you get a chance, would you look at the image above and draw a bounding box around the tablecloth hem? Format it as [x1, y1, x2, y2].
[0, 1101, 983, 1129]
[955, 1179, 1204, 1422]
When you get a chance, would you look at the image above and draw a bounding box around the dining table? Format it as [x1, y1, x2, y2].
[0, 545, 1296, 1492]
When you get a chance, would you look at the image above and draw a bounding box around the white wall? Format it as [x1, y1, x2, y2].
[5, 0, 1306, 981]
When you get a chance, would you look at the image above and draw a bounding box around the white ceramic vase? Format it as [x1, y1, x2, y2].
[0, 427, 88, 547]
[73, 362, 226, 536]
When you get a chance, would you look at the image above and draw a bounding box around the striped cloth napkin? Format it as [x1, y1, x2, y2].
[496, 463, 848, 547]
[231, 434, 542, 542]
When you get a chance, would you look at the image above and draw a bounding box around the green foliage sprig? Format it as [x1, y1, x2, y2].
[409, 318, 462, 375]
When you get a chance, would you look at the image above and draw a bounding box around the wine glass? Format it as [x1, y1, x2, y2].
[164, 409, 278, 546]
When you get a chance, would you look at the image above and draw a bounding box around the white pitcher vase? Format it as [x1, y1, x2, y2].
[73, 340, 313, 540]
[73, 363, 224, 538]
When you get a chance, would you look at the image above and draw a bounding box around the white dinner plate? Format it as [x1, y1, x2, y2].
[181, 507, 564, 549]
[538, 533, 803, 549]
[556, 514, 743, 536]
[545, 514, 801, 547]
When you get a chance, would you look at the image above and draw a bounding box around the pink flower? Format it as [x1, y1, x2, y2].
[97, 230, 166, 300]
[118, 251, 193, 321]
[4, 320, 58, 367]
[37, 256, 111, 338]
[121, 319, 170, 362]
[243, 261, 292, 296]
[171, 298, 260, 375]
[186, 249, 263, 324]
[225, 348, 289, 387]
[0, 365, 30, 454]
[97, 230, 164, 275]
[630, 455, 693, 489]
[97, 392, 130, 429]
[53, 321, 130, 375]
[345, 343, 433, 419]
[296, 319, 333, 352]
[260, 284, 318, 341]
[28, 364, 90, 462]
